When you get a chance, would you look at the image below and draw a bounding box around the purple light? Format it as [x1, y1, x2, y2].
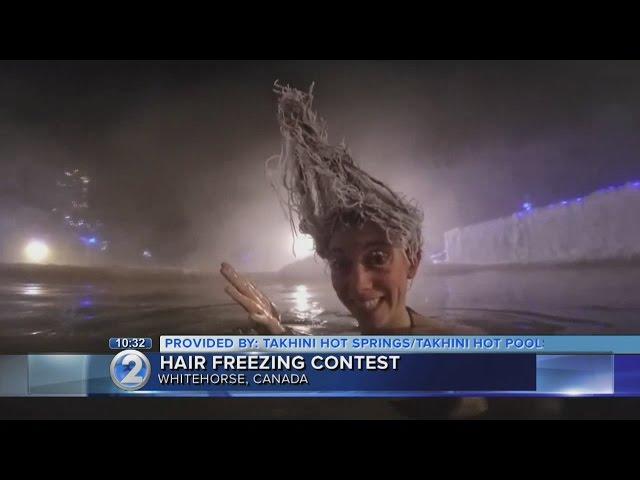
[79, 298, 93, 308]
[80, 236, 99, 247]
[514, 178, 637, 215]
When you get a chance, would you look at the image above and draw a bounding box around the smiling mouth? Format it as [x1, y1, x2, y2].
[354, 297, 382, 312]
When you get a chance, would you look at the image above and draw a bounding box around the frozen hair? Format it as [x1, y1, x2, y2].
[267, 81, 424, 264]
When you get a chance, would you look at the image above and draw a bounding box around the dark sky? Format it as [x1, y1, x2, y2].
[1, 60, 640, 270]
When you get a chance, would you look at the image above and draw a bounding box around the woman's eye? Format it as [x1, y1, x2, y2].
[364, 250, 389, 266]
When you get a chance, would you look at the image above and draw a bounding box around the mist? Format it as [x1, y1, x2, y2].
[1, 60, 639, 272]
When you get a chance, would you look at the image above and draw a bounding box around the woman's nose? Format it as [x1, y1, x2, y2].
[349, 263, 373, 294]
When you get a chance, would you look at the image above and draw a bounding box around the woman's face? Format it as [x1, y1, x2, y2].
[327, 222, 420, 332]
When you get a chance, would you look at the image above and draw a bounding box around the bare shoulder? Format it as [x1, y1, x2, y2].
[408, 308, 485, 335]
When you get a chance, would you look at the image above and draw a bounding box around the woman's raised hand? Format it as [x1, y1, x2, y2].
[220, 262, 286, 335]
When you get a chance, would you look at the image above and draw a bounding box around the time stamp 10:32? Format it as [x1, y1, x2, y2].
[109, 338, 152, 350]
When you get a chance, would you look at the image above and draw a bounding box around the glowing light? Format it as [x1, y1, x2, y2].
[521, 202, 533, 212]
[142, 250, 152, 258]
[23, 240, 50, 263]
[79, 297, 93, 308]
[293, 234, 315, 258]
[23, 284, 43, 296]
[80, 236, 99, 247]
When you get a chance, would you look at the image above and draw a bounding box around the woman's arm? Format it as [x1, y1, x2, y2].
[220, 262, 286, 335]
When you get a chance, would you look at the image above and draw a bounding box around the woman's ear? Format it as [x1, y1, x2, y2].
[407, 250, 422, 279]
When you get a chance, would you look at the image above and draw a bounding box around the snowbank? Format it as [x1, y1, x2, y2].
[445, 182, 640, 264]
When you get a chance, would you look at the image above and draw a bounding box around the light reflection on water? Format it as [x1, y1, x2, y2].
[22, 284, 43, 296]
[290, 284, 325, 322]
[0, 275, 353, 349]
[294, 285, 309, 311]
[1, 264, 640, 351]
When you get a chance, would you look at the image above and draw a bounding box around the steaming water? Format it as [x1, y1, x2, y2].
[1, 263, 640, 352]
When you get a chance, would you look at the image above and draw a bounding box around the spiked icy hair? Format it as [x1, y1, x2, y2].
[267, 82, 424, 264]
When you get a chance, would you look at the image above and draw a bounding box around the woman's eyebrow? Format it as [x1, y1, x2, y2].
[362, 241, 392, 249]
[329, 241, 390, 254]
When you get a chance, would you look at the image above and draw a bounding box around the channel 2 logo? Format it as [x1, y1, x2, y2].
[110, 350, 151, 391]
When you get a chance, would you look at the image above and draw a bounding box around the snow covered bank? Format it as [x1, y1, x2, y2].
[445, 181, 640, 265]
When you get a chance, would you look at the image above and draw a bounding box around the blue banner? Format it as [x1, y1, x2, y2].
[1, 352, 640, 397]
[137, 353, 536, 393]
[160, 335, 640, 354]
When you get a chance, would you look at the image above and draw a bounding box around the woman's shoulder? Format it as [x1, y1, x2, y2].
[408, 307, 485, 335]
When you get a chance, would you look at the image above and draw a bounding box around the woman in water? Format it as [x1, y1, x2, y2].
[221, 82, 480, 336]
[220, 83, 486, 418]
